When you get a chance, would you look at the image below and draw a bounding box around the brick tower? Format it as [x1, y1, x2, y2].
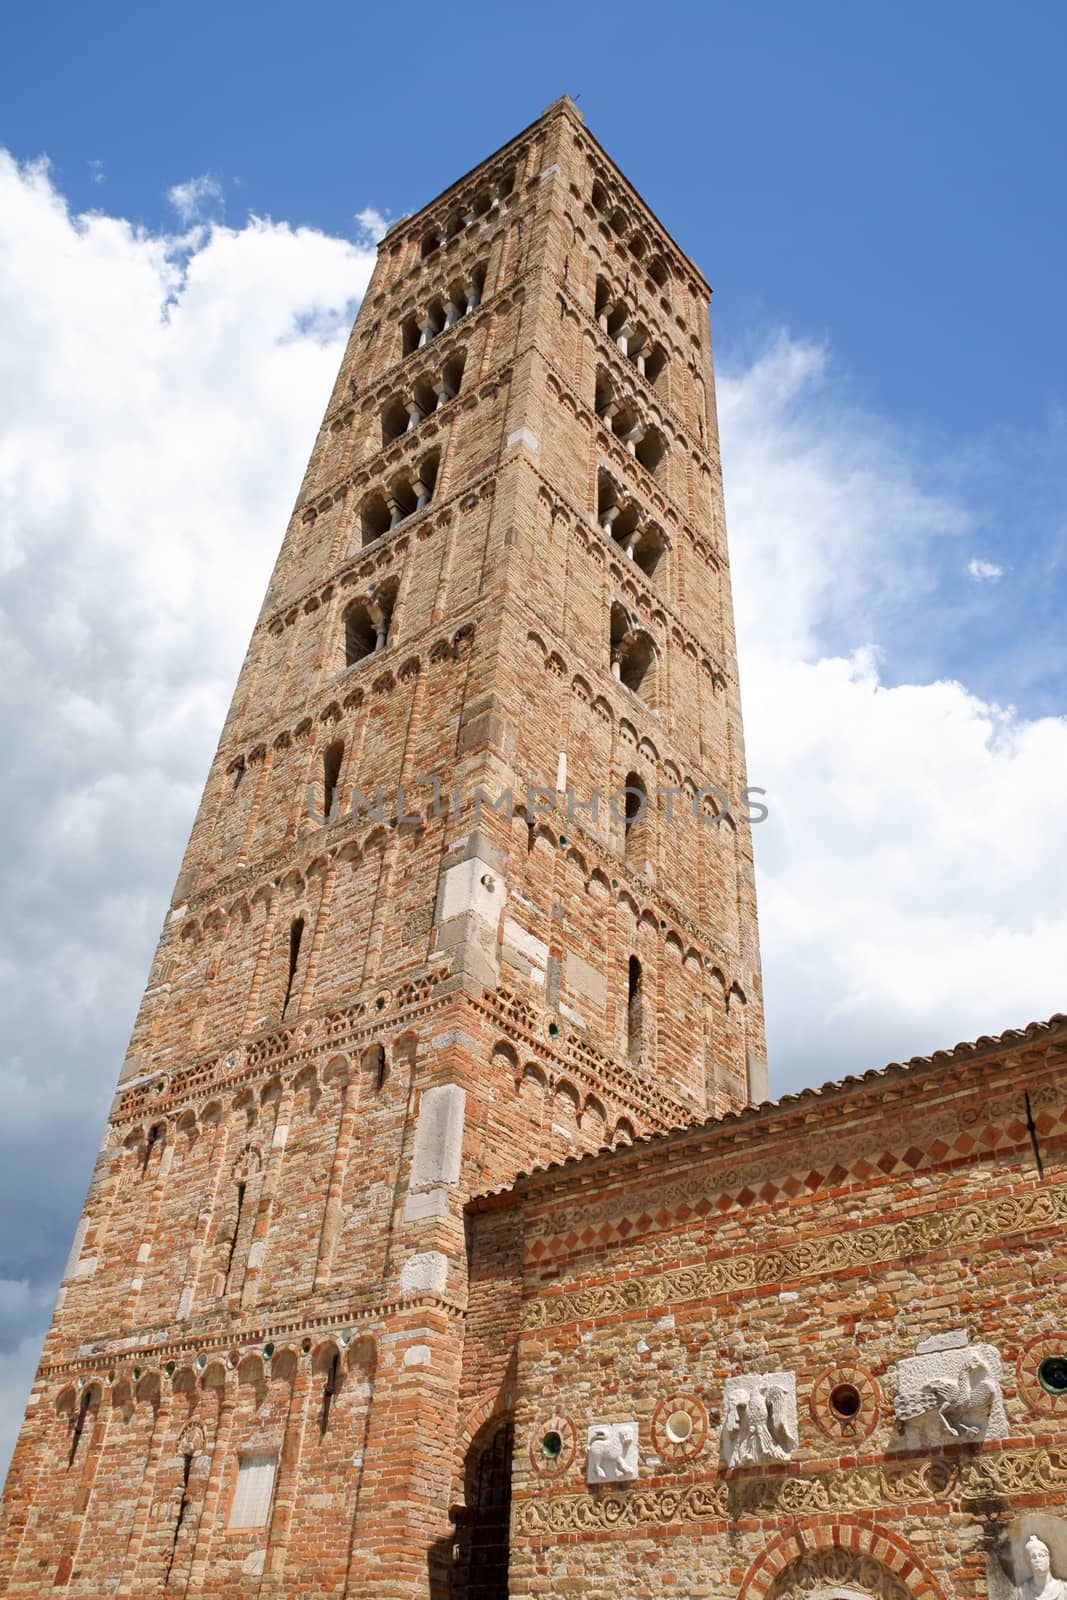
[0, 97, 764, 1598]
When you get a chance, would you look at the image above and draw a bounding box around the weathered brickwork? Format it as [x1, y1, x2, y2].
[7, 93, 1054, 1600]
[0, 97, 764, 1596]
[466, 1018, 1067, 1600]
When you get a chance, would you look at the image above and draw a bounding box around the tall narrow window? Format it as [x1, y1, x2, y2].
[627, 956, 643, 1063]
[164, 1450, 195, 1585]
[223, 1182, 246, 1291]
[622, 774, 648, 864]
[320, 1349, 341, 1436]
[281, 917, 305, 1017]
[344, 587, 395, 667]
[67, 1389, 92, 1468]
[322, 741, 344, 822]
[141, 1122, 163, 1177]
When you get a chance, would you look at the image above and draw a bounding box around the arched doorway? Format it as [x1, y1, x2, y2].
[451, 1414, 513, 1600]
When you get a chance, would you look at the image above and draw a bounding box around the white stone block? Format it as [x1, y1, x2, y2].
[587, 1422, 638, 1484]
[721, 1371, 798, 1466]
[400, 1251, 449, 1297]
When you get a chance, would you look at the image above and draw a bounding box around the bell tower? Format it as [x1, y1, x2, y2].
[0, 97, 764, 1599]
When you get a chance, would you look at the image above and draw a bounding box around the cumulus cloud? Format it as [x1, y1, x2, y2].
[167, 172, 224, 222]
[717, 342, 1067, 1092]
[968, 556, 1005, 580]
[0, 148, 375, 1483]
[355, 205, 391, 241]
[0, 151, 1063, 1486]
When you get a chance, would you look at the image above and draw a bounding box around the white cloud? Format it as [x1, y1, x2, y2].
[0, 151, 1063, 1488]
[718, 341, 1067, 1092]
[167, 172, 224, 222]
[0, 148, 376, 1483]
[87, 159, 105, 185]
[968, 556, 1005, 580]
[355, 205, 390, 242]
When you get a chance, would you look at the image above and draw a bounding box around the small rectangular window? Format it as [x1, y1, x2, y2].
[228, 1451, 277, 1528]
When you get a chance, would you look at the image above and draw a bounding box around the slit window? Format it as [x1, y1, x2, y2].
[281, 917, 305, 1017]
[627, 956, 643, 1062]
[322, 741, 344, 820]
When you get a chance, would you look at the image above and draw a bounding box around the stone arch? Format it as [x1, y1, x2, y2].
[490, 1039, 519, 1074]
[739, 1520, 943, 1600]
[454, 1385, 515, 1485]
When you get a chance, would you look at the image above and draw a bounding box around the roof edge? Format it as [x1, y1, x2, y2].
[468, 1008, 1067, 1212]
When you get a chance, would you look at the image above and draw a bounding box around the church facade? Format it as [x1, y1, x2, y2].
[0, 95, 1064, 1600]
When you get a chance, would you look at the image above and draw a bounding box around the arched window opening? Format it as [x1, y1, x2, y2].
[381, 398, 409, 447]
[622, 773, 648, 863]
[231, 757, 245, 791]
[363, 1041, 387, 1090]
[389, 476, 418, 523]
[411, 374, 437, 422]
[609, 206, 627, 237]
[635, 427, 666, 477]
[423, 299, 447, 344]
[163, 1449, 195, 1586]
[471, 188, 492, 220]
[633, 528, 665, 579]
[361, 493, 391, 547]
[344, 586, 395, 667]
[591, 180, 609, 215]
[319, 1348, 342, 1436]
[627, 955, 644, 1063]
[67, 1388, 93, 1468]
[610, 605, 656, 700]
[621, 632, 655, 696]
[643, 343, 667, 388]
[322, 741, 344, 822]
[597, 471, 619, 529]
[609, 500, 640, 550]
[281, 917, 305, 1018]
[439, 351, 466, 407]
[141, 1122, 164, 1177]
[421, 229, 440, 259]
[451, 1415, 513, 1600]
[416, 450, 440, 509]
[605, 302, 630, 344]
[649, 254, 669, 288]
[629, 231, 648, 261]
[594, 276, 612, 322]
[401, 315, 421, 357]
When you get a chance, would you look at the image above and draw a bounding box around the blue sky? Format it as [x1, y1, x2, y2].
[0, 0, 1065, 1482]
[4, 0, 1064, 714]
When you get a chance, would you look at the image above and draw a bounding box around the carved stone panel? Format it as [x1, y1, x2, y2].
[586, 1421, 638, 1484]
[890, 1341, 1006, 1448]
[721, 1371, 798, 1467]
[988, 1516, 1067, 1600]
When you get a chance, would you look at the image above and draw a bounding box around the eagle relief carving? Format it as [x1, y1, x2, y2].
[721, 1371, 799, 1467]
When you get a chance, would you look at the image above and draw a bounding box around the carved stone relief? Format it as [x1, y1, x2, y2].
[989, 1518, 1067, 1600]
[890, 1342, 1006, 1448]
[586, 1421, 638, 1484]
[767, 1548, 911, 1600]
[721, 1371, 797, 1466]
